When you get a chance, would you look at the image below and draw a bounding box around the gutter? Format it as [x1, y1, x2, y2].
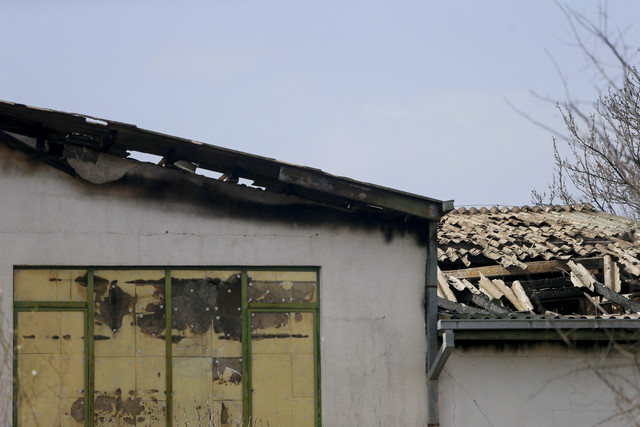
[439, 318, 640, 330]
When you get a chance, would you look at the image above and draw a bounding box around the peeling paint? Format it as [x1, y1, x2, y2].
[248, 280, 315, 304]
[213, 357, 242, 384]
[94, 392, 152, 425]
[94, 280, 135, 334]
[70, 398, 84, 422]
[172, 274, 242, 340]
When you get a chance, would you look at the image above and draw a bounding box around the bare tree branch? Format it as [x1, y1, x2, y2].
[533, 2, 640, 218]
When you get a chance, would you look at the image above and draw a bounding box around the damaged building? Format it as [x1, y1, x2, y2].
[0, 100, 450, 427]
[5, 99, 639, 427]
[434, 205, 640, 426]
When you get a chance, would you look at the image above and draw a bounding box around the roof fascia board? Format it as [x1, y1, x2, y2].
[278, 165, 443, 220]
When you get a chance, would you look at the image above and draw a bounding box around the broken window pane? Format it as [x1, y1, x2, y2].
[247, 271, 317, 304]
[14, 269, 87, 302]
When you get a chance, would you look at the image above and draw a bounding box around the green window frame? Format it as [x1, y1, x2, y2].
[13, 267, 321, 427]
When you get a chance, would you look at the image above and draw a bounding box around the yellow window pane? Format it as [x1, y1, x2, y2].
[136, 357, 166, 401]
[248, 271, 317, 304]
[14, 269, 87, 302]
[251, 312, 291, 354]
[62, 396, 85, 426]
[292, 397, 315, 427]
[292, 354, 315, 397]
[92, 271, 167, 425]
[94, 356, 136, 396]
[94, 394, 147, 427]
[134, 272, 166, 357]
[171, 270, 242, 358]
[18, 353, 62, 427]
[136, 312, 166, 357]
[70, 272, 89, 302]
[61, 312, 85, 355]
[215, 400, 243, 427]
[139, 399, 167, 425]
[291, 312, 314, 354]
[94, 315, 136, 357]
[173, 356, 213, 424]
[173, 328, 212, 357]
[17, 311, 61, 354]
[251, 353, 293, 427]
[61, 354, 85, 398]
[212, 357, 243, 401]
[93, 394, 119, 426]
[134, 273, 165, 313]
[17, 310, 86, 427]
[212, 332, 243, 358]
[93, 357, 138, 426]
[94, 271, 137, 357]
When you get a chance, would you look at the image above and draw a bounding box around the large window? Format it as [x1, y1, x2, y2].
[13, 267, 320, 427]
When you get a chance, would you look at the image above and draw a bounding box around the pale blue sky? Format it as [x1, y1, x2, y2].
[2, 1, 639, 207]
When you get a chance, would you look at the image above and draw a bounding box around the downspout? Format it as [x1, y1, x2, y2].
[426, 220, 440, 426]
[428, 331, 455, 382]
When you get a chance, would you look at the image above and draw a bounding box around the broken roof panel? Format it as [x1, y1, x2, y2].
[438, 205, 640, 322]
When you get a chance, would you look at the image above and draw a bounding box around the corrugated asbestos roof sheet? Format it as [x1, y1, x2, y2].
[0, 100, 448, 221]
[439, 204, 640, 272]
[437, 205, 640, 323]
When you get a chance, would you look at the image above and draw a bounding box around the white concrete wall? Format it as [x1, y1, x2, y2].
[0, 144, 429, 426]
[439, 344, 640, 427]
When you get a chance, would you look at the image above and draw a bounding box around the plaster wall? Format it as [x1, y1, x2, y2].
[0, 144, 428, 426]
[439, 344, 638, 427]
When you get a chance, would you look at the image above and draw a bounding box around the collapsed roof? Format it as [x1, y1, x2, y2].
[437, 205, 640, 321]
[0, 100, 450, 223]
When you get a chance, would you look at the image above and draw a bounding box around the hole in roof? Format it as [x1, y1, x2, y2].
[195, 169, 222, 179]
[84, 117, 108, 126]
[127, 151, 163, 164]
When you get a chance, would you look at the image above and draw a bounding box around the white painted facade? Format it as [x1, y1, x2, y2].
[439, 344, 638, 427]
[0, 143, 429, 426]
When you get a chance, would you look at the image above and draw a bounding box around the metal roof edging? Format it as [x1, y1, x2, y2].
[438, 318, 640, 330]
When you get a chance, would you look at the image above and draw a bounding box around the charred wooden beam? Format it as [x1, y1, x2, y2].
[593, 282, 640, 313]
[454, 288, 513, 315]
[517, 277, 574, 290]
[0, 131, 76, 176]
[444, 258, 603, 281]
[466, 293, 513, 315]
[437, 297, 490, 315]
[527, 287, 585, 302]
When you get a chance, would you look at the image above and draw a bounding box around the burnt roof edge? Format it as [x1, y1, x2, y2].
[0, 100, 447, 221]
